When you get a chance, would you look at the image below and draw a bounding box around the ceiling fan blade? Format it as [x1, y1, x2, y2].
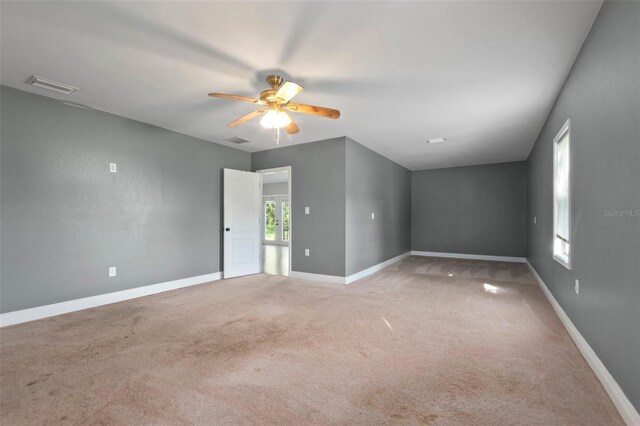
[208, 93, 261, 104]
[286, 103, 340, 119]
[284, 112, 300, 134]
[275, 82, 303, 103]
[227, 108, 268, 127]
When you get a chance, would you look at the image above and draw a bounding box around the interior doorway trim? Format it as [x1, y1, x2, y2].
[257, 166, 292, 277]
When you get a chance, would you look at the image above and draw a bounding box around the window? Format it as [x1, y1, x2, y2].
[553, 119, 571, 269]
[264, 200, 276, 241]
[281, 201, 290, 242]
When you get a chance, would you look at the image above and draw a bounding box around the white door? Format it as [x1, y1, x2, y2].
[223, 168, 261, 278]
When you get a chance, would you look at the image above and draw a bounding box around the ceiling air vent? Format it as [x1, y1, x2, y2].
[28, 76, 78, 95]
[427, 137, 447, 144]
[225, 137, 250, 144]
[60, 101, 93, 110]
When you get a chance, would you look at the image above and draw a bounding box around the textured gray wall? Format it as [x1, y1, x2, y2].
[412, 162, 527, 257]
[0, 86, 250, 313]
[252, 138, 347, 276]
[526, 1, 639, 410]
[345, 138, 411, 275]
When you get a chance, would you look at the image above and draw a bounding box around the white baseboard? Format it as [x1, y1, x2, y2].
[345, 252, 411, 284]
[411, 250, 526, 263]
[290, 271, 346, 284]
[292, 252, 412, 285]
[0, 272, 221, 328]
[526, 261, 639, 426]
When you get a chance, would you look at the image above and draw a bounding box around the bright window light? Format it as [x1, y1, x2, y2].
[553, 119, 571, 269]
[483, 283, 499, 294]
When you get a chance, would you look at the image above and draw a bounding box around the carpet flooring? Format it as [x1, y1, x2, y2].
[0, 256, 622, 425]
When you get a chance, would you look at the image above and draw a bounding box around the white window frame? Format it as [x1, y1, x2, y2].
[553, 118, 572, 269]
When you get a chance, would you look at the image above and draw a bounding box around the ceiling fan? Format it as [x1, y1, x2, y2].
[208, 75, 340, 136]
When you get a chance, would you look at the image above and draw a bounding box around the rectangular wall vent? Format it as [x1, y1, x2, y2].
[28, 76, 78, 95]
[225, 137, 250, 144]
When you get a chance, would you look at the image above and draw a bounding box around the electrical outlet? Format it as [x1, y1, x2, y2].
[305, 206, 310, 215]
[109, 163, 117, 173]
[534, 216, 537, 224]
[371, 212, 375, 220]
[109, 267, 117, 277]
[575, 279, 579, 294]
[305, 249, 310, 257]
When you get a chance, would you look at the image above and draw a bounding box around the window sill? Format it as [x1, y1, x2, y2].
[553, 254, 571, 270]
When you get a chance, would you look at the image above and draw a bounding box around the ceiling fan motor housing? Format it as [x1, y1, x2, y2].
[260, 89, 278, 104]
[261, 75, 286, 104]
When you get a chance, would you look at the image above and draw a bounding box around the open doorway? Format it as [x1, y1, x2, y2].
[257, 166, 291, 277]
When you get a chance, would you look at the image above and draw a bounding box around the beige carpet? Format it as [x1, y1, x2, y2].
[0, 256, 622, 425]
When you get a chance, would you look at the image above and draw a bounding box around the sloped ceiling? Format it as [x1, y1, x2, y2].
[0, 1, 602, 170]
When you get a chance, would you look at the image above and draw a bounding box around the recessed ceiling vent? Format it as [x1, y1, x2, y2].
[60, 101, 93, 110]
[427, 137, 447, 144]
[28, 76, 78, 95]
[225, 137, 250, 144]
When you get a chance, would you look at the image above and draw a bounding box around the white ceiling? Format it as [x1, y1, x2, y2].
[0, 1, 601, 170]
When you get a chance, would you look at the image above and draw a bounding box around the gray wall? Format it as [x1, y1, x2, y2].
[345, 138, 411, 275]
[412, 162, 527, 257]
[252, 138, 347, 276]
[526, 1, 639, 410]
[262, 182, 288, 196]
[0, 86, 250, 313]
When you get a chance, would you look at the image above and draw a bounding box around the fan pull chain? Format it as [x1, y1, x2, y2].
[274, 127, 281, 145]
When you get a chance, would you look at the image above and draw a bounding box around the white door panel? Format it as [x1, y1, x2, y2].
[224, 169, 261, 278]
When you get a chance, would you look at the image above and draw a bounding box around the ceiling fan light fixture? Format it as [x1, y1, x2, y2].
[260, 110, 291, 129]
[209, 74, 339, 138]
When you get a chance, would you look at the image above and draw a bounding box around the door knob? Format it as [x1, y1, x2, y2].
[225, 227, 231, 231]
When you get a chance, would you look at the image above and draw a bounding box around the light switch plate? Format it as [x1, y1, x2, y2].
[109, 163, 117, 173]
[575, 279, 579, 294]
[305, 249, 310, 257]
[534, 216, 537, 224]
[371, 212, 375, 220]
[305, 206, 310, 215]
[109, 267, 117, 277]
